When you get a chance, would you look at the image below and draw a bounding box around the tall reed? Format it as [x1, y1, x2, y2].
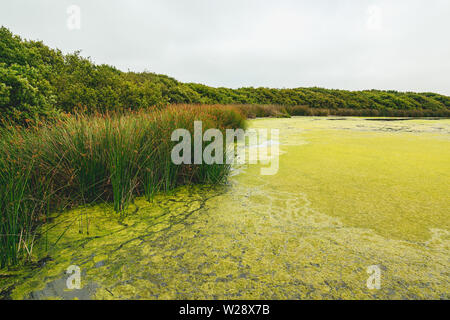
[0, 105, 246, 267]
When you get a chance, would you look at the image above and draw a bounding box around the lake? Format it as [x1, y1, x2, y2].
[2, 117, 449, 299]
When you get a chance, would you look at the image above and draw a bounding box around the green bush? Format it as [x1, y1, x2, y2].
[1, 26, 449, 124]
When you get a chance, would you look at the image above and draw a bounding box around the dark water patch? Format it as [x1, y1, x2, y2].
[0, 285, 14, 300]
[365, 118, 447, 121]
[365, 118, 412, 121]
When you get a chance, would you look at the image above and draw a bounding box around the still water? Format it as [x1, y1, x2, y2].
[2, 117, 449, 299]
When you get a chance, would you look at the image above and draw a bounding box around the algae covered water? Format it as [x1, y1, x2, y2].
[1, 117, 449, 299]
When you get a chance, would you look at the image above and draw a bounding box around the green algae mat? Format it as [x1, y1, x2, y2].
[1, 117, 449, 299]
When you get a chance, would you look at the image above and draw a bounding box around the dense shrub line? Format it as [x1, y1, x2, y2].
[1, 26, 449, 125]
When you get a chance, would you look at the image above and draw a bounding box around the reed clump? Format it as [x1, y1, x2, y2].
[0, 105, 246, 267]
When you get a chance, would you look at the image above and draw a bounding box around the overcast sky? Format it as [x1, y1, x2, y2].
[1, 0, 449, 94]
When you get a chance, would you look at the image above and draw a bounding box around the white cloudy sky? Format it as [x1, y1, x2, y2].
[1, 0, 449, 94]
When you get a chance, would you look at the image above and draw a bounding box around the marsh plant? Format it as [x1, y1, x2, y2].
[0, 105, 246, 267]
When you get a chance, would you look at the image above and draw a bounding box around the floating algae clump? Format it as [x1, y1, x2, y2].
[1, 117, 449, 300]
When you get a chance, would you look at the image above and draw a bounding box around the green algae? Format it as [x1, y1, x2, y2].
[1, 117, 449, 300]
[249, 117, 450, 242]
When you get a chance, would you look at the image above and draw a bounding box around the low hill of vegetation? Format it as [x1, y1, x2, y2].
[1, 26, 449, 125]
